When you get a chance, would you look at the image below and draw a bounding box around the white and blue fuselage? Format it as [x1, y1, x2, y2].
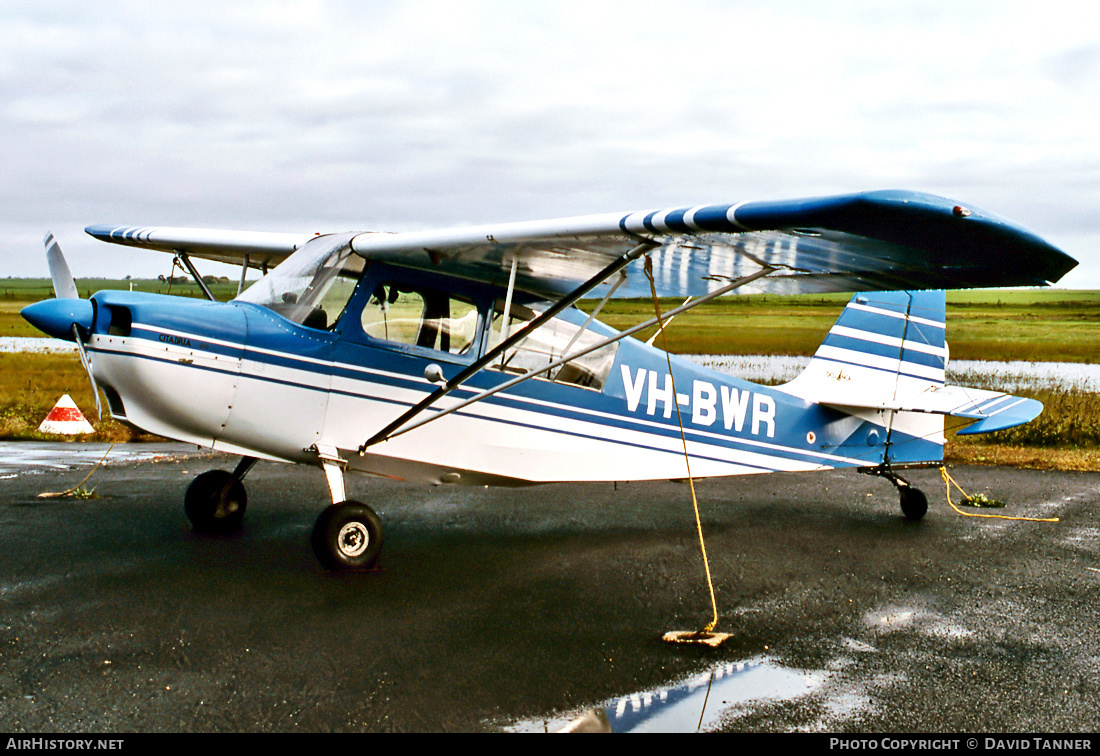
[76, 274, 941, 487]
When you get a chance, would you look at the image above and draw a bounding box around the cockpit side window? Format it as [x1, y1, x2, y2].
[360, 283, 479, 356]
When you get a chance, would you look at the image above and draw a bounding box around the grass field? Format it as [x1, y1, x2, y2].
[0, 353, 156, 442]
[0, 278, 245, 337]
[3, 282, 1099, 469]
[6, 282, 1100, 359]
[587, 289, 1100, 362]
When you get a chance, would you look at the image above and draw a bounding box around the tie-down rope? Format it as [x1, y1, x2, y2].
[939, 466, 1058, 523]
[644, 257, 720, 636]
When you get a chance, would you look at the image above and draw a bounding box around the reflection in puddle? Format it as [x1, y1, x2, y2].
[508, 657, 827, 733]
[0, 442, 201, 476]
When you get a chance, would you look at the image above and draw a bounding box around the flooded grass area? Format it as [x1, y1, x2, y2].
[8, 285, 1100, 359]
[591, 290, 1100, 363]
[0, 337, 76, 353]
[688, 354, 1100, 393]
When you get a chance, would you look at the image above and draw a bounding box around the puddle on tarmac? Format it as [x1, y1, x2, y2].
[863, 604, 974, 642]
[0, 442, 203, 476]
[506, 656, 828, 733]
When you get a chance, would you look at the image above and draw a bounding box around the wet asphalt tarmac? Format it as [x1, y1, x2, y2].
[1, 445, 1099, 733]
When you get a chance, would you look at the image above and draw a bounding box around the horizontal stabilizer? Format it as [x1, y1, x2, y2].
[820, 385, 1042, 435]
[946, 389, 1043, 436]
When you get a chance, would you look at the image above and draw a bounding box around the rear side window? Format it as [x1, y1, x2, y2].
[488, 301, 618, 390]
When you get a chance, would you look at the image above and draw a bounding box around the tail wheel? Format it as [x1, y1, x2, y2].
[185, 470, 247, 533]
[311, 501, 383, 570]
[899, 486, 928, 521]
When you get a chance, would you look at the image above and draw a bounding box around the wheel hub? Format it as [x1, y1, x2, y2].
[337, 522, 369, 557]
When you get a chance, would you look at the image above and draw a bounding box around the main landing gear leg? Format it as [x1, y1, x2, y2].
[309, 449, 383, 571]
[184, 456, 257, 533]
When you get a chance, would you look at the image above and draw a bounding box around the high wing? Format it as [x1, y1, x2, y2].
[87, 190, 1077, 297]
[84, 225, 315, 272]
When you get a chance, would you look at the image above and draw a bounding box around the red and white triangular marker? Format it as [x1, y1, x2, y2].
[38, 394, 95, 435]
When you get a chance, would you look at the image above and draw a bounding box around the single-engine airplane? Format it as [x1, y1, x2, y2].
[22, 191, 1077, 570]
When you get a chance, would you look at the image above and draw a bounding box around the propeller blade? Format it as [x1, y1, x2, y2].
[45, 232, 80, 300]
[42, 232, 99, 420]
[71, 323, 102, 422]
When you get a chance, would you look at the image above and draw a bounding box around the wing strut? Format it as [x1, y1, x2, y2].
[236, 254, 251, 298]
[368, 265, 778, 445]
[496, 255, 519, 354]
[358, 241, 657, 453]
[175, 251, 217, 302]
[557, 270, 627, 363]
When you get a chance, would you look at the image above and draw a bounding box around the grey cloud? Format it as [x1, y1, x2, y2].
[1, 1, 1097, 285]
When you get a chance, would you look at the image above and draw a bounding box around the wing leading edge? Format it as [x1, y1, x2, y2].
[87, 190, 1077, 298]
[84, 225, 315, 272]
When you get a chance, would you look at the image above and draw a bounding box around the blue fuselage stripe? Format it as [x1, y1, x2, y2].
[93, 332, 879, 471]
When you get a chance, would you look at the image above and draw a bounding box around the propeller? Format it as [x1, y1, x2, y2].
[45, 232, 79, 300]
[22, 233, 102, 420]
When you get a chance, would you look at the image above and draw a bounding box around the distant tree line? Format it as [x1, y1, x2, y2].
[157, 275, 231, 284]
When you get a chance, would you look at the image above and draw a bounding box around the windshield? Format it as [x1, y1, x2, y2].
[235, 232, 363, 329]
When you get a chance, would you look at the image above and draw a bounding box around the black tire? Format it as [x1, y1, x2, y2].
[184, 470, 247, 533]
[899, 486, 928, 521]
[311, 501, 383, 571]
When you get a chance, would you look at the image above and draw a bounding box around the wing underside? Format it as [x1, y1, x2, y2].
[84, 225, 314, 272]
[86, 190, 1076, 298]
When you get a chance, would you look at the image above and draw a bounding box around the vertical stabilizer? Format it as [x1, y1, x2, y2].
[782, 290, 947, 408]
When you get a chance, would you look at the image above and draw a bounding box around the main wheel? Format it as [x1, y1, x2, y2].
[899, 486, 928, 521]
[185, 470, 247, 533]
[311, 501, 383, 571]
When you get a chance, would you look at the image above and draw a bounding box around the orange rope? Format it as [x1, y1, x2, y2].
[645, 257, 719, 634]
[939, 467, 1058, 522]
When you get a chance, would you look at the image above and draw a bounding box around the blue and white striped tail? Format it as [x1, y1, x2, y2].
[785, 290, 947, 407]
[782, 289, 1042, 439]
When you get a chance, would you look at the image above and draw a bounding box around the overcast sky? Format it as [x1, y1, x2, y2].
[4, 1, 1100, 286]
